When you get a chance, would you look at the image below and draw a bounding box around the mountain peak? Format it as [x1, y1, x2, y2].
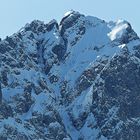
[60, 10, 84, 26]
[64, 10, 77, 16]
[0, 11, 140, 140]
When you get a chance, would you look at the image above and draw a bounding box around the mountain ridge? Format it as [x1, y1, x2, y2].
[0, 11, 140, 140]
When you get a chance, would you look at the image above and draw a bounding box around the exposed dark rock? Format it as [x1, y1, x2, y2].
[0, 102, 13, 119]
[60, 11, 83, 35]
[0, 83, 2, 104]
[0, 11, 140, 140]
[13, 92, 34, 114]
[46, 20, 59, 32]
[52, 44, 66, 61]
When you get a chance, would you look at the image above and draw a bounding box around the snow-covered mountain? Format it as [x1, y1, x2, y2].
[0, 10, 140, 140]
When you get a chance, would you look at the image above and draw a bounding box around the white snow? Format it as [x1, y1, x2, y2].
[64, 10, 74, 17]
[108, 19, 129, 41]
[0, 11, 140, 140]
[2, 87, 24, 101]
[70, 87, 93, 119]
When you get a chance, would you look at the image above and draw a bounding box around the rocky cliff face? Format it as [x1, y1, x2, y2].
[0, 11, 140, 140]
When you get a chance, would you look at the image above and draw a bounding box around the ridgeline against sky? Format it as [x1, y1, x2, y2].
[0, 0, 139, 38]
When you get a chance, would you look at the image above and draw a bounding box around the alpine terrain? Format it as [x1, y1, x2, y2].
[0, 11, 140, 140]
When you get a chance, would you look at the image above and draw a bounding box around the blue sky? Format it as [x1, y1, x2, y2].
[0, 0, 139, 38]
